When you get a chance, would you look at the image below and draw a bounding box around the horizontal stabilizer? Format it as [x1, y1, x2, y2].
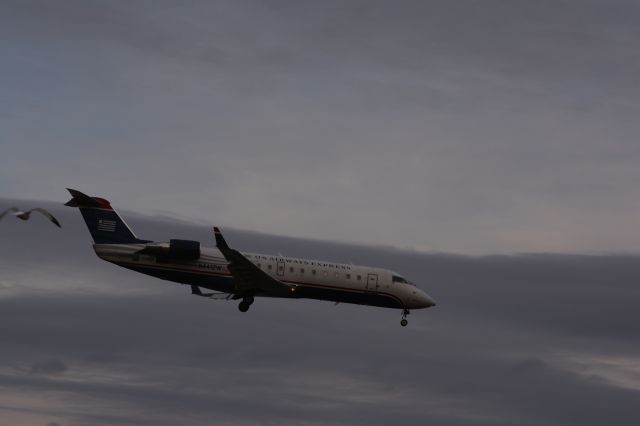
[64, 188, 112, 209]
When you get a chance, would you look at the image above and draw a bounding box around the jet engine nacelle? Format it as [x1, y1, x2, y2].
[168, 239, 201, 261]
[135, 239, 201, 262]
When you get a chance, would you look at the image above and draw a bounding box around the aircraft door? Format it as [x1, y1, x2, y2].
[277, 260, 285, 277]
[367, 274, 378, 292]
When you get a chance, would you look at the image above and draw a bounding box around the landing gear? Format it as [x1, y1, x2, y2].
[400, 309, 410, 327]
[238, 295, 254, 313]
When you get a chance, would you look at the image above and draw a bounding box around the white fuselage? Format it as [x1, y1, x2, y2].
[93, 243, 436, 310]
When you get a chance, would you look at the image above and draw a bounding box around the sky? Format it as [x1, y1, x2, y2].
[2, 1, 640, 425]
[2, 0, 640, 254]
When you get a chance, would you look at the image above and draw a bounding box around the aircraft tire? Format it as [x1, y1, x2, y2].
[400, 319, 408, 327]
[238, 302, 250, 312]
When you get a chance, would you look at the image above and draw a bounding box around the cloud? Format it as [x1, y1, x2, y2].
[30, 360, 68, 376]
[1, 199, 640, 425]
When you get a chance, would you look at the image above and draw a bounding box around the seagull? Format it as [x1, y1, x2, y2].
[0, 207, 61, 228]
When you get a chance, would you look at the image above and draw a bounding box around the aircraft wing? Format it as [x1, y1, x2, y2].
[214, 227, 295, 296]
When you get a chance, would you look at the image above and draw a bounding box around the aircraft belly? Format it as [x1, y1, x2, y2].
[294, 284, 403, 308]
[117, 262, 235, 293]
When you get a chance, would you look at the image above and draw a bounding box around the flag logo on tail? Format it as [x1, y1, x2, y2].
[97, 219, 116, 232]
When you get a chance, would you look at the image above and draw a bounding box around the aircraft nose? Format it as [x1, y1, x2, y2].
[419, 290, 436, 308]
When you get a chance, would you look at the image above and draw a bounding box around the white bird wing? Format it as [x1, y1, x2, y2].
[0, 207, 22, 220]
[26, 208, 62, 228]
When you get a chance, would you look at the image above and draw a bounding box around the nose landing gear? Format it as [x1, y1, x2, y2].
[238, 295, 254, 312]
[400, 309, 410, 327]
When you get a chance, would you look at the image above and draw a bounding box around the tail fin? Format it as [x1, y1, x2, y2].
[65, 189, 149, 244]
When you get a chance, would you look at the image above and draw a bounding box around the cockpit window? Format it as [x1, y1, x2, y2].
[392, 275, 409, 284]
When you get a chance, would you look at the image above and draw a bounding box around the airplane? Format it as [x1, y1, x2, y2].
[65, 188, 436, 326]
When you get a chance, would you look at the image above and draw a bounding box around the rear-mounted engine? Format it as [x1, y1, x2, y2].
[168, 239, 201, 261]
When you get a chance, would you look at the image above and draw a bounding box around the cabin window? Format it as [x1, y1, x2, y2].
[357, 275, 362, 281]
[290, 267, 294, 273]
[268, 264, 272, 270]
[257, 263, 261, 268]
[346, 274, 351, 279]
[300, 268, 305, 274]
[312, 270, 316, 275]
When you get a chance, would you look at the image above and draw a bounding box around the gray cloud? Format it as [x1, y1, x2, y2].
[30, 360, 68, 376]
[1, 199, 640, 425]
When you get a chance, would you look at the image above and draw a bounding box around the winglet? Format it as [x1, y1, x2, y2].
[213, 227, 230, 250]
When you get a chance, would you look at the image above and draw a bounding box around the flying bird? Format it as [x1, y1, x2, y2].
[0, 207, 61, 228]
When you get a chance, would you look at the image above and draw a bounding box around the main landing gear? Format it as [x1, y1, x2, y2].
[400, 309, 410, 327]
[238, 295, 254, 312]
